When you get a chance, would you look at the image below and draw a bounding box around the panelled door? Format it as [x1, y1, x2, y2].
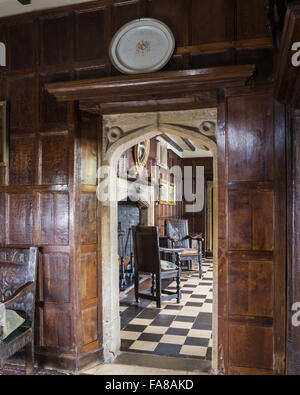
[218, 85, 286, 375]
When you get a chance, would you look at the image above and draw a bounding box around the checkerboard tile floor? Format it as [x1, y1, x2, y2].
[120, 259, 213, 360]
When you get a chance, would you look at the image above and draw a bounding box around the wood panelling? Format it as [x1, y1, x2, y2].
[75, 7, 106, 62]
[40, 193, 69, 245]
[40, 14, 71, 67]
[236, 0, 270, 40]
[229, 324, 273, 370]
[7, 74, 36, 133]
[39, 72, 70, 131]
[227, 94, 274, 182]
[0, 0, 280, 372]
[228, 191, 274, 251]
[287, 109, 300, 375]
[191, 0, 235, 44]
[8, 193, 33, 244]
[9, 20, 36, 70]
[9, 137, 36, 185]
[80, 194, 97, 245]
[80, 252, 97, 301]
[218, 86, 286, 374]
[40, 134, 69, 185]
[229, 259, 273, 317]
[43, 253, 70, 303]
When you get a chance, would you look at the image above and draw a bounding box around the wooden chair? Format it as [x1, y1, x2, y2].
[132, 226, 183, 308]
[0, 247, 38, 375]
[162, 219, 204, 278]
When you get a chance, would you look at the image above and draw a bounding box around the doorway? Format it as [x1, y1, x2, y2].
[99, 109, 218, 371]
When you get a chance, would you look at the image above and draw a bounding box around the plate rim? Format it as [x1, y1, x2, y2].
[109, 17, 175, 75]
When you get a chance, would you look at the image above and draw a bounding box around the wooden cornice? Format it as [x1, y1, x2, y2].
[274, 3, 300, 107]
[45, 64, 255, 104]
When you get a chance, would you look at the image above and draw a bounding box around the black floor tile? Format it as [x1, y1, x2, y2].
[165, 305, 183, 310]
[154, 343, 181, 356]
[206, 347, 212, 361]
[137, 308, 161, 319]
[138, 333, 163, 342]
[166, 327, 189, 336]
[124, 324, 147, 332]
[174, 316, 195, 323]
[120, 339, 135, 351]
[150, 314, 175, 327]
[184, 337, 210, 347]
[185, 301, 203, 307]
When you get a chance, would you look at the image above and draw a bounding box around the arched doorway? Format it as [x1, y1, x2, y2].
[99, 109, 218, 371]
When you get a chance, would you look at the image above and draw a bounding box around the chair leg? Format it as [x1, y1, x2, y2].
[156, 276, 161, 308]
[176, 269, 181, 303]
[151, 274, 155, 297]
[135, 272, 139, 303]
[25, 340, 35, 375]
[198, 252, 203, 278]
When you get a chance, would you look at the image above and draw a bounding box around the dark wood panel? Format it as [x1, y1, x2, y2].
[252, 192, 274, 251]
[42, 253, 70, 303]
[112, 0, 139, 33]
[81, 305, 98, 345]
[41, 134, 69, 185]
[9, 137, 36, 185]
[43, 308, 72, 350]
[80, 194, 97, 245]
[39, 71, 70, 131]
[191, 0, 235, 44]
[40, 14, 71, 66]
[146, 0, 189, 46]
[7, 74, 36, 133]
[8, 193, 33, 244]
[9, 19, 36, 70]
[229, 324, 273, 370]
[236, 0, 270, 40]
[40, 193, 69, 245]
[227, 94, 274, 182]
[75, 7, 106, 62]
[229, 259, 273, 317]
[80, 252, 97, 301]
[228, 192, 252, 250]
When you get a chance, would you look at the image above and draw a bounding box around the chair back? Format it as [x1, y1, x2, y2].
[165, 219, 190, 248]
[132, 226, 161, 274]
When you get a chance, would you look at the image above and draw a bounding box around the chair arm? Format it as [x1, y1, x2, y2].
[187, 233, 204, 241]
[159, 247, 184, 255]
[3, 282, 35, 310]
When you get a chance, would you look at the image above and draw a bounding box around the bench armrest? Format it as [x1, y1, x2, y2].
[3, 282, 35, 310]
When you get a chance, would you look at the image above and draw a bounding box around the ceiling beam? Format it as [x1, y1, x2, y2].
[161, 134, 183, 152]
[181, 137, 196, 151]
[46, 64, 255, 103]
[17, 0, 31, 4]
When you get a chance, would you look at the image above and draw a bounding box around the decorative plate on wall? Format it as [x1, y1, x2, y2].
[109, 18, 175, 74]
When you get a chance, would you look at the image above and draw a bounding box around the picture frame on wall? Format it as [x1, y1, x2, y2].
[0, 101, 8, 167]
[168, 182, 176, 205]
[159, 179, 169, 204]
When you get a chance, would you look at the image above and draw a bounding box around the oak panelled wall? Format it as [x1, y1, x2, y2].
[218, 86, 286, 374]
[0, 0, 277, 371]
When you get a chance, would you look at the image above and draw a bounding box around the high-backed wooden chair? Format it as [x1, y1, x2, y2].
[0, 247, 38, 375]
[132, 226, 183, 308]
[163, 219, 204, 278]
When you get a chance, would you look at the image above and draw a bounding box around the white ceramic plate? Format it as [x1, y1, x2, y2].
[109, 18, 175, 74]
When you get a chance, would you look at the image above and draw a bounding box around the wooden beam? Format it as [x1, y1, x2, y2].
[161, 134, 183, 152]
[17, 0, 31, 4]
[181, 137, 196, 151]
[175, 38, 273, 55]
[274, 3, 300, 107]
[46, 64, 255, 103]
